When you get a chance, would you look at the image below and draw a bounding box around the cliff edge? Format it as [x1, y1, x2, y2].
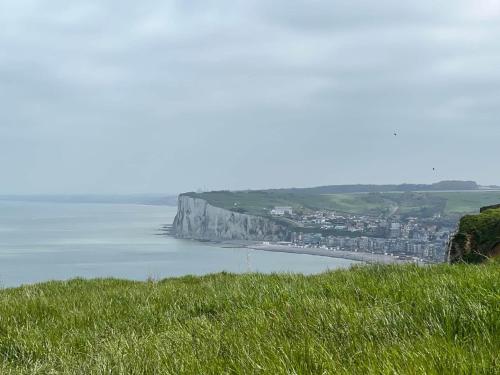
[448, 205, 500, 263]
[173, 194, 290, 241]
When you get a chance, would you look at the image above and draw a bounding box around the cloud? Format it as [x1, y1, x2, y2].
[0, 0, 499, 193]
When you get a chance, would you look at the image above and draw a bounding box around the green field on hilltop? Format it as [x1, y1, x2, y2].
[432, 191, 500, 215]
[0, 263, 499, 374]
[185, 191, 399, 216]
[186, 190, 500, 218]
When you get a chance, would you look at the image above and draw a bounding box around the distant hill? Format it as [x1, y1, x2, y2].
[183, 181, 500, 220]
[268, 180, 479, 195]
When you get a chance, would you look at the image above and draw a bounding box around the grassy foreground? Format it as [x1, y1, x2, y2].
[0, 264, 499, 374]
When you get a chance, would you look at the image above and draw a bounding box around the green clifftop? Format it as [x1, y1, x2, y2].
[448, 206, 500, 263]
[0, 263, 498, 373]
[183, 188, 500, 219]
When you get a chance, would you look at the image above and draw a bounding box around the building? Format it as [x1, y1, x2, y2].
[390, 223, 401, 238]
[271, 206, 293, 216]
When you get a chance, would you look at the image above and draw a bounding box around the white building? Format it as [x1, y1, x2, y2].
[271, 206, 293, 216]
[390, 223, 401, 238]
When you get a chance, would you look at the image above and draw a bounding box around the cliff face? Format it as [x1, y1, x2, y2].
[173, 195, 290, 241]
[448, 206, 500, 264]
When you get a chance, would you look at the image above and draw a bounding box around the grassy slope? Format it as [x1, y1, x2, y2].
[1, 264, 499, 374]
[187, 190, 500, 218]
[185, 191, 401, 217]
[459, 208, 500, 245]
[452, 208, 500, 263]
[434, 192, 500, 215]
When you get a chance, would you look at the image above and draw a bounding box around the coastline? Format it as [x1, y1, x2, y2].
[246, 244, 414, 264]
[177, 236, 423, 265]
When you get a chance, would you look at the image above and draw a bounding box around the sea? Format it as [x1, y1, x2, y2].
[0, 201, 356, 288]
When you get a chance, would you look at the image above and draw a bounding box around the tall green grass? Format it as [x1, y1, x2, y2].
[0, 263, 499, 374]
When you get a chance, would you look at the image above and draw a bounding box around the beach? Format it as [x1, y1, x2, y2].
[245, 243, 419, 264]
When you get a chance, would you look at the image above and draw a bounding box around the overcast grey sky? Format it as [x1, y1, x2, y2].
[1, 0, 499, 194]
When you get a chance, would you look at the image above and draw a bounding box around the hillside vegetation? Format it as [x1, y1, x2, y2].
[449, 207, 500, 263]
[185, 190, 500, 219]
[269, 180, 479, 194]
[1, 263, 499, 374]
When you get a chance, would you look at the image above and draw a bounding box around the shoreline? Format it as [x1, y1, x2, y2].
[246, 244, 415, 264]
[173, 236, 425, 265]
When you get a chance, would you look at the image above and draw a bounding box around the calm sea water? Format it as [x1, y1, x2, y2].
[0, 202, 356, 288]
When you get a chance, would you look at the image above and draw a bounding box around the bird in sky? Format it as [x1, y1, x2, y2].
[393, 131, 398, 136]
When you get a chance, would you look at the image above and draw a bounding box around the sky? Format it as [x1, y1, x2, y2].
[1, 0, 499, 194]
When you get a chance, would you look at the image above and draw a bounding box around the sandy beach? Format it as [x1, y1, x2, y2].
[172, 237, 425, 265]
[245, 244, 418, 264]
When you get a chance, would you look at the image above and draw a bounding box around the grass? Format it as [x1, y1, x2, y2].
[433, 192, 500, 215]
[451, 208, 500, 263]
[459, 208, 500, 245]
[1, 263, 499, 374]
[185, 191, 403, 217]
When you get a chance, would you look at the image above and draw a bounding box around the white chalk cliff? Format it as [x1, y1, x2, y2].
[173, 195, 290, 241]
